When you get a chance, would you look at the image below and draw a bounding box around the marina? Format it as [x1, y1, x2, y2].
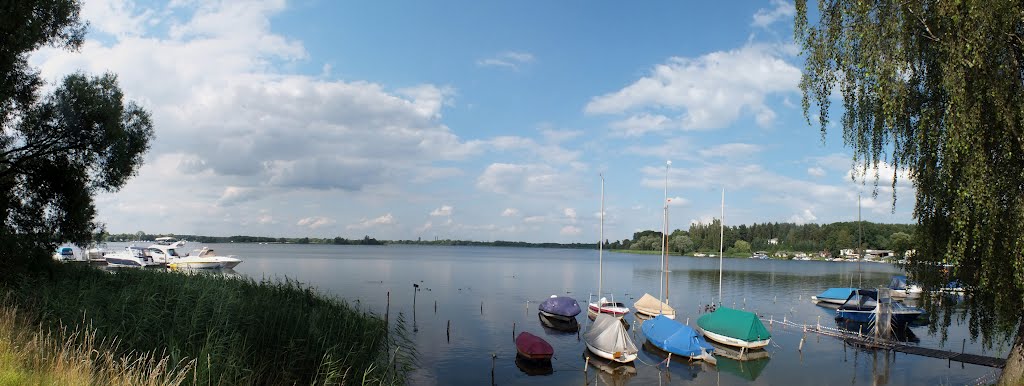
[187, 242, 1003, 385]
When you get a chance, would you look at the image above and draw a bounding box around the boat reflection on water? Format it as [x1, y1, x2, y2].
[170, 267, 241, 278]
[708, 342, 770, 381]
[836, 319, 920, 344]
[583, 351, 636, 386]
[639, 341, 709, 381]
[706, 340, 770, 362]
[538, 312, 579, 334]
[514, 354, 553, 376]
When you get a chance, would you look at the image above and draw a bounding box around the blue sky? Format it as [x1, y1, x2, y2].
[32, 0, 915, 242]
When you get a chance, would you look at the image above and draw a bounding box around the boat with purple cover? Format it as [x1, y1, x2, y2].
[516, 331, 554, 361]
[538, 295, 581, 321]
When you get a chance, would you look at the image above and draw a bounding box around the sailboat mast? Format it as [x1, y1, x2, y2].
[599, 174, 604, 303]
[661, 161, 670, 308]
[719, 188, 724, 305]
[858, 193, 863, 287]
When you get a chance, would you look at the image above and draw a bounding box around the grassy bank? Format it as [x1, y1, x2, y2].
[2, 264, 411, 385]
[0, 304, 193, 385]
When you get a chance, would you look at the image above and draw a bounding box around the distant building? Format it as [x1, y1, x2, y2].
[768, 238, 779, 245]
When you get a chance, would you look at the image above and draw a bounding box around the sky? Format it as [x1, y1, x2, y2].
[31, 0, 916, 243]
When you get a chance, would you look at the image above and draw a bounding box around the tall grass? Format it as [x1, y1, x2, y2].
[2, 265, 412, 385]
[0, 304, 194, 385]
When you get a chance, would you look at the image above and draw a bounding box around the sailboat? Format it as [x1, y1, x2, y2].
[696, 189, 772, 352]
[583, 175, 638, 363]
[635, 160, 677, 320]
[587, 174, 630, 319]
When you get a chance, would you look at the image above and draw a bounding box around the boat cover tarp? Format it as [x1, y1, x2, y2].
[634, 293, 675, 316]
[642, 315, 713, 357]
[816, 287, 857, 301]
[539, 295, 581, 318]
[515, 332, 553, 358]
[697, 307, 771, 342]
[584, 313, 637, 358]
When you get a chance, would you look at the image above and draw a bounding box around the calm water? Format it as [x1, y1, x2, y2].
[131, 243, 1001, 385]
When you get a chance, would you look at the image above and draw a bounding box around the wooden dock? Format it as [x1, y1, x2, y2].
[775, 320, 1006, 368]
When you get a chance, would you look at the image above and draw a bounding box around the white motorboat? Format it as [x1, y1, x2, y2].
[147, 241, 223, 269]
[105, 246, 163, 268]
[52, 246, 87, 263]
[190, 247, 242, 269]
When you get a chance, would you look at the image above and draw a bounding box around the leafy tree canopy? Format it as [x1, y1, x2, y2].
[1, 0, 153, 271]
[796, 0, 1024, 382]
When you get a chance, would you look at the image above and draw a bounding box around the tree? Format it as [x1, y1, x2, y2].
[0, 1, 153, 272]
[670, 235, 693, 255]
[889, 232, 913, 259]
[796, 1, 1024, 383]
[733, 240, 751, 254]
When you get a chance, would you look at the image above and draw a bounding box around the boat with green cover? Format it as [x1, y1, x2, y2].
[696, 307, 771, 350]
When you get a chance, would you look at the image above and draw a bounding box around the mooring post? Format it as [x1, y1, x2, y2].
[799, 335, 805, 352]
[434, 300, 437, 313]
[667, 352, 672, 368]
[480, 301, 483, 315]
[491, 353, 496, 386]
[512, 322, 516, 339]
[447, 320, 451, 342]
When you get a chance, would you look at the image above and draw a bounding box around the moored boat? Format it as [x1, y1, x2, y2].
[104, 246, 164, 268]
[811, 287, 858, 305]
[696, 307, 771, 350]
[515, 331, 553, 361]
[888, 275, 924, 298]
[584, 312, 638, 363]
[538, 295, 580, 321]
[587, 297, 630, 318]
[634, 293, 676, 320]
[191, 247, 242, 269]
[641, 315, 716, 364]
[835, 289, 925, 325]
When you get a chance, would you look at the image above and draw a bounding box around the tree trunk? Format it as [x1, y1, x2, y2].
[1000, 320, 1024, 385]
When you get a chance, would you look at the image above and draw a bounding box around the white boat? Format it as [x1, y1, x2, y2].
[190, 247, 242, 269]
[587, 297, 630, 318]
[583, 175, 637, 364]
[105, 246, 164, 268]
[634, 160, 676, 320]
[52, 245, 87, 263]
[584, 313, 638, 363]
[147, 241, 224, 269]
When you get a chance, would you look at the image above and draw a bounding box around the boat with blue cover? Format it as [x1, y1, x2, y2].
[835, 289, 926, 325]
[642, 315, 716, 364]
[812, 287, 858, 305]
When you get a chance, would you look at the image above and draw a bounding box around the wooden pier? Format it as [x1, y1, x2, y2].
[775, 320, 1006, 368]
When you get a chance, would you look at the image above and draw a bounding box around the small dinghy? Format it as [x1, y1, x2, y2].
[538, 295, 581, 321]
[516, 331, 553, 361]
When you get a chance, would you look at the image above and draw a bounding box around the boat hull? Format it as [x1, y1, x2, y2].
[587, 303, 630, 318]
[585, 342, 638, 363]
[515, 332, 553, 361]
[811, 296, 848, 305]
[835, 310, 922, 325]
[699, 328, 770, 350]
[169, 261, 224, 270]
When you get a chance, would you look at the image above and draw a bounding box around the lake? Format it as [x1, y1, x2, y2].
[126, 243, 1002, 385]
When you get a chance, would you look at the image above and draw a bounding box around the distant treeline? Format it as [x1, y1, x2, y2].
[614, 221, 916, 257]
[389, 239, 595, 249]
[105, 233, 383, 246]
[104, 220, 915, 256]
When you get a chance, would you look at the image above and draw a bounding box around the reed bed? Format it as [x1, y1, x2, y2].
[2, 265, 411, 385]
[0, 304, 194, 385]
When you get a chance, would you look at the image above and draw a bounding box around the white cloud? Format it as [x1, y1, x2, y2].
[789, 209, 818, 224]
[667, 196, 688, 207]
[560, 226, 582, 236]
[541, 128, 583, 144]
[477, 51, 535, 70]
[584, 43, 800, 130]
[523, 216, 548, 224]
[697, 143, 762, 159]
[502, 208, 520, 217]
[563, 208, 577, 221]
[430, 205, 454, 217]
[752, 0, 796, 28]
[807, 167, 826, 178]
[297, 216, 335, 229]
[347, 214, 396, 230]
[476, 163, 580, 197]
[609, 114, 674, 137]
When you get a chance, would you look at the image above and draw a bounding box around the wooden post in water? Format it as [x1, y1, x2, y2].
[386, 291, 390, 326]
[491, 353, 496, 386]
[447, 320, 451, 342]
[480, 301, 483, 315]
[666, 353, 672, 369]
[434, 300, 437, 313]
[512, 322, 516, 339]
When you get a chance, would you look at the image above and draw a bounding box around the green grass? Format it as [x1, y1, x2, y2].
[2, 264, 412, 385]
